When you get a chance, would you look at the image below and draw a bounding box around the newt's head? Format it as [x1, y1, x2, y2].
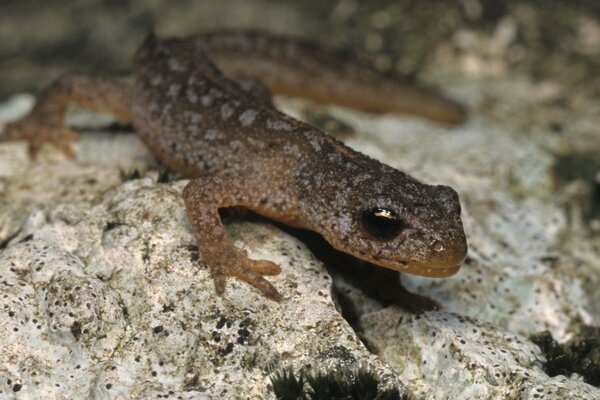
[299, 155, 467, 278]
[355, 182, 467, 277]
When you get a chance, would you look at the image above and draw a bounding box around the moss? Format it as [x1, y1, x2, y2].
[553, 153, 600, 221]
[157, 167, 173, 183]
[120, 168, 141, 181]
[271, 367, 408, 400]
[271, 369, 306, 400]
[531, 328, 600, 387]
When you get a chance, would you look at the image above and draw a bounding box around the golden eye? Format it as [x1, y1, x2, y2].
[361, 207, 403, 239]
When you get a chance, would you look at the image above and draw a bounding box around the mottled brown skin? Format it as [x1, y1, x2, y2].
[0, 32, 468, 301]
[192, 31, 466, 124]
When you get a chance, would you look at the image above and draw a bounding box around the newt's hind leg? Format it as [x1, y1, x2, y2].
[1, 73, 132, 157]
[183, 177, 284, 301]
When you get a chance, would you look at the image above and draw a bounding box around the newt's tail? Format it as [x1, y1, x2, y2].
[190, 30, 466, 125]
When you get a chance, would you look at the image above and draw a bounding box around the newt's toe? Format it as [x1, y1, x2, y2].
[229, 260, 282, 301]
[239, 273, 281, 301]
[245, 258, 282, 275]
[2, 118, 79, 158]
[208, 250, 283, 301]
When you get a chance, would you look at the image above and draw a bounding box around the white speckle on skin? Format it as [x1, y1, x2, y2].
[239, 109, 258, 126]
[287, 144, 300, 154]
[201, 95, 213, 106]
[167, 84, 181, 98]
[150, 75, 163, 86]
[209, 88, 223, 98]
[184, 111, 203, 124]
[352, 174, 371, 185]
[229, 140, 244, 150]
[220, 104, 234, 120]
[168, 57, 186, 72]
[246, 137, 268, 150]
[186, 88, 198, 104]
[160, 103, 172, 119]
[308, 136, 322, 152]
[337, 212, 354, 232]
[267, 119, 292, 132]
[327, 152, 343, 163]
[187, 124, 200, 138]
[204, 129, 222, 141]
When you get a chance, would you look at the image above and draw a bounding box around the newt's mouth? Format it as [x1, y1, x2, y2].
[349, 248, 466, 278]
[343, 249, 464, 278]
[384, 260, 462, 278]
[386, 235, 468, 277]
[327, 232, 467, 278]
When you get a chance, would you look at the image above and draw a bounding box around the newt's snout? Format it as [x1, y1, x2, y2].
[415, 185, 467, 277]
[425, 230, 467, 275]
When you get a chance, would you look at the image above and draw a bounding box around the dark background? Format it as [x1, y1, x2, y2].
[1, 0, 598, 99]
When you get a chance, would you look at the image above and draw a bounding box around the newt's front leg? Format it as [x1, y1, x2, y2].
[183, 177, 284, 301]
[0, 73, 132, 157]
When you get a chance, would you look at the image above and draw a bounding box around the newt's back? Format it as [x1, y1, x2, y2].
[131, 35, 318, 179]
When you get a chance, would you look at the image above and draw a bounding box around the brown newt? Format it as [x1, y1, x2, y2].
[0, 31, 468, 301]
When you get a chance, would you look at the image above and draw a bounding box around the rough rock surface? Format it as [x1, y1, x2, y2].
[0, 113, 410, 398]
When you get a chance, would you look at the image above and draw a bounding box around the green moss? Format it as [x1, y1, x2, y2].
[553, 153, 600, 221]
[271, 369, 306, 400]
[531, 328, 600, 387]
[270, 367, 408, 400]
[348, 369, 380, 399]
[554, 154, 600, 185]
[307, 371, 350, 399]
[157, 167, 173, 183]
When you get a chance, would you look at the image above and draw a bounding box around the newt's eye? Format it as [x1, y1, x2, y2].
[361, 207, 403, 239]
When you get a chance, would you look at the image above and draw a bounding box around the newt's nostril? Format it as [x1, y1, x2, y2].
[432, 239, 444, 252]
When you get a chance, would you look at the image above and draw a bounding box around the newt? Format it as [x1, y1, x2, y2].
[0, 31, 468, 301]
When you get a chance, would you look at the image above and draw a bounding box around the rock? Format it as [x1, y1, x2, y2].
[0, 103, 409, 398]
[360, 308, 599, 399]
